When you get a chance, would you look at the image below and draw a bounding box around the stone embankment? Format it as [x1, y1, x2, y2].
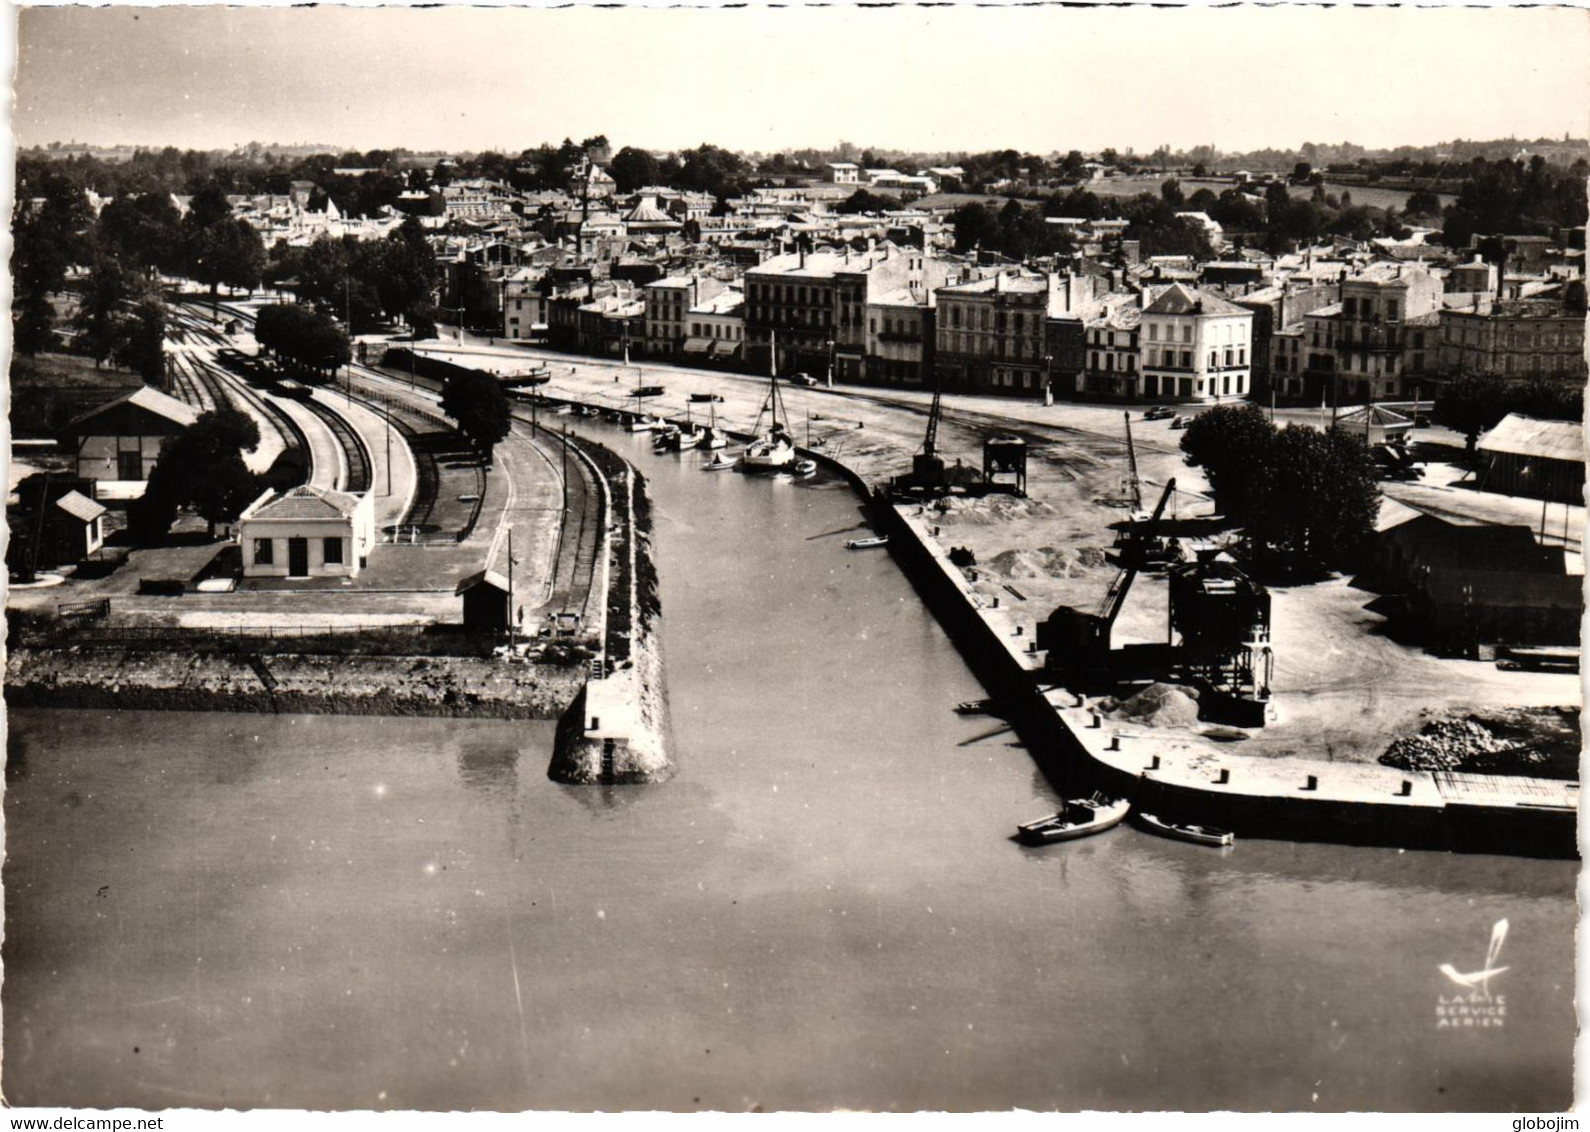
[547, 451, 673, 784]
[5, 647, 584, 719]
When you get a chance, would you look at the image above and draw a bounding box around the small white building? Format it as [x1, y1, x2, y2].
[238, 484, 376, 580]
[827, 162, 860, 185]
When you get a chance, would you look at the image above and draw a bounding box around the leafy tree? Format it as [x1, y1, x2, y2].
[253, 303, 351, 379]
[1433, 371, 1583, 453]
[1291, 161, 1313, 184]
[1431, 372, 1509, 453]
[12, 292, 57, 357]
[440, 370, 511, 464]
[74, 256, 140, 366]
[187, 217, 267, 301]
[370, 219, 439, 320]
[1405, 188, 1443, 219]
[1248, 426, 1380, 568]
[133, 409, 264, 540]
[674, 143, 749, 198]
[97, 193, 184, 275]
[115, 298, 167, 385]
[834, 188, 897, 215]
[1179, 403, 1275, 519]
[608, 146, 660, 193]
[950, 201, 999, 253]
[405, 301, 438, 340]
[1160, 178, 1185, 208]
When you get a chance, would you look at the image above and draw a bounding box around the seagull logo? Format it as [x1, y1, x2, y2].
[1439, 919, 1510, 1000]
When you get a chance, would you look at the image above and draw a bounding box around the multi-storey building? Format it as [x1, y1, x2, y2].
[744, 245, 941, 380]
[1080, 298, 1141, 399]
[1137, 283, 1254, 402]
[502, 268, 549, 342]
[643, 274, 726, 359]
[933, 271, 1098, 398]
[684, 289, 746, 365]
[1438, 293, 1588, 382]
[1236, 279, 1341, 401]
[1333, 262, 1443, 400]
[865, 285, 936, 387]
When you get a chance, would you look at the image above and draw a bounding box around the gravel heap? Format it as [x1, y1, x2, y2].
[1103, 682, 1202, 729]
[984, 545, 1109, 580]
[1379, 718, 1512, 772]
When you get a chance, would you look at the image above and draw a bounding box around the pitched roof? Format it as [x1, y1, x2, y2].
[249, 484, 364, 521]
[54, 490, 107, 523]
[1141, 282, 1249, 318]
[455, 568, 510, 595]
[62, 386, 201, 433]
[1477, 414, 1585, 464]
[1335, 404, 1413, 428]
[623, 198, 678, 225]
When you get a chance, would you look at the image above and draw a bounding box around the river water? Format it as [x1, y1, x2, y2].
[4, 420, 1576, 1112]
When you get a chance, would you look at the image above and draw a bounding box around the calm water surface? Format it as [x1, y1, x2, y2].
[4, 422, 1576, 1111]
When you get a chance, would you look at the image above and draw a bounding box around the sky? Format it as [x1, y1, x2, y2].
[12, 4, 1590, 157]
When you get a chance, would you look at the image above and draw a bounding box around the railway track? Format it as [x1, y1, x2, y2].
[298, 391, 373, 495]
[189, 352, 308, 461]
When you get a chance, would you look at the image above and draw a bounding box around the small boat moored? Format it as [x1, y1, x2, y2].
[954, 698, 998, 716]
[792, 458, 817, 478]
[1136, 813, 1235, 848]
[1016, 795, 1131, 845]
[845, 535, 889, 550]
[703, 454, 737, 471]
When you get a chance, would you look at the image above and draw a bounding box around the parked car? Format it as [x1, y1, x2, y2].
[789, 372, 820, 387]
[1168, 414, 1187, 430]
[1143, 405, 1176, 421]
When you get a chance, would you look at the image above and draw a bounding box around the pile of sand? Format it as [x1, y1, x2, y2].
[929, 495, 1056, 526]
[1103, 682, 1202, 729]
[983, 545, 1109, 581]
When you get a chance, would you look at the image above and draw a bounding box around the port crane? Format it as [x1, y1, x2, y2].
[912, 376, 947, 491]
[1037, 477, 1177, 671]
[1122, 411, 1143, 512]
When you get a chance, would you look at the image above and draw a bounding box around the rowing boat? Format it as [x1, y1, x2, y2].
[1136, 813, 1235, 848]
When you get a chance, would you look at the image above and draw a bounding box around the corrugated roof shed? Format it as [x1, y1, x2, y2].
[1477, 414, 1585, 464]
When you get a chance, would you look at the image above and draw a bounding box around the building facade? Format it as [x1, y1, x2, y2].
[1137, 283, 1254, 402]
[239, 485, 376, 580]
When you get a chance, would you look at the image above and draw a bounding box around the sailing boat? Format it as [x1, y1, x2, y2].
[698, 400, 728, 450]
[739, 332, 796, 473]
[626, 375, 658, 431]
[678, 401, 706, 449]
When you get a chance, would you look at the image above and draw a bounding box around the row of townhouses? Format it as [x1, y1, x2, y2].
[157, 144, 1584, 406]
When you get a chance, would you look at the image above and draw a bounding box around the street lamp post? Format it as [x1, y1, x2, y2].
[826, 339, 835, 387]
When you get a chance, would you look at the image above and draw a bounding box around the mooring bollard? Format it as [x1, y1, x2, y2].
[590, 715, 600, 731]
[1108, 735, 1121, 752]
[1304, 774, 1318, 791]
[1089, 711, 1101, 728]
[1399, 780, 1413, 796]
[1216, 768, 1230, 785]
[1074, 692, 1085, 708]
[992, 596, 999, 608]
[1148, 755, 1161, 770]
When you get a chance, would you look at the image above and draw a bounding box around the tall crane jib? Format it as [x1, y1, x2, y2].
[909, 381, 947, 490]
[1122, 412, 1144, 512]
